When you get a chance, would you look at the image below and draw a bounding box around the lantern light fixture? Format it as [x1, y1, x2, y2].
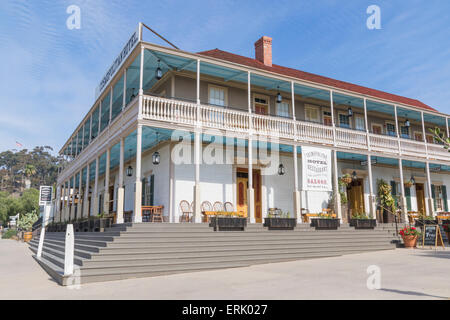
[278, 163, 286, 176]
[410, 175, 415, 185]
[276, 86, 282, 103]
[348, 107, 353, 117]
[155, 59, 163, 80]
[152, 132, 161, 165]
[352, 170, 357, 181]
[126, 165, 133, 177]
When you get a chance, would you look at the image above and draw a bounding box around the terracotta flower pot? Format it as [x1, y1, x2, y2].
[402, 235, 417, 248]
[23, 232, 32, 242]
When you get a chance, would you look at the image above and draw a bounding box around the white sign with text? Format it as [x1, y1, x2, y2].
[302, 146, 332, 192]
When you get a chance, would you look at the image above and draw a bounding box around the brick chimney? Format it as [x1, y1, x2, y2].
[254, 36, 272, 67]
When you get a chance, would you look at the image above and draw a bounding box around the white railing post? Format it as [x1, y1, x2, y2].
[37, 204, 52, 259]
[64, 224, 74, 276]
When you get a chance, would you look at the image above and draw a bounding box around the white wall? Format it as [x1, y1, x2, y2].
[173, 163, 234, 222]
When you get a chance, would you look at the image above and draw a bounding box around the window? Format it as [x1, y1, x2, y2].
[276, 102, 290, 118]
[372, 124, 382, 135]
[208, 85, 227, 107]
[426, 134, 434, 144]
[254, 94, 269, 115]
[386, 122, 396, 136]
[305, 105, 319, 123]
[414, 132, 423, 141]
[323, 111, 332, 126]
[434, 185, 445, 212]
[338, 113, 350, 128]
[355, 116, 365, 131]
[142, 174, 154, 206]
[400, 126, 410, 139]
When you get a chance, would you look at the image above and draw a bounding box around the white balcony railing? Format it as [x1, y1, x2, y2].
[141, 95, 449, 162]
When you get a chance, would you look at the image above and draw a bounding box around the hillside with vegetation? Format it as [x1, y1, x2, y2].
[0, 146, 66, 225]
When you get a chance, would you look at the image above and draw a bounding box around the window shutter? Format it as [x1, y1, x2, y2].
[150, 174, 155, 206]
[442, 185, 448, 211]
[141, 177, 146, 206]
[431, 184, 436, 210]
[390, 181, 397, 206]
[405, 186, 412, 211]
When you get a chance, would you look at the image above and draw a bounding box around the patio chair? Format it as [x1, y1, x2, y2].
[224, 202, 234, 212]
[213, 201, 224, 212]
[179, 200, 192, 222]
[200, 201, 212, 213]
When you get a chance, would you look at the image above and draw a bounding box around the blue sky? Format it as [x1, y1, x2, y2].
[1, 0, 449, 153]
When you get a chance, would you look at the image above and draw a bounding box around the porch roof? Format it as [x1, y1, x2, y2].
[198, 49, 437, 113]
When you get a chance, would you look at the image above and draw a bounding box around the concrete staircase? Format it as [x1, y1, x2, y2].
[29, 223, 401, 285]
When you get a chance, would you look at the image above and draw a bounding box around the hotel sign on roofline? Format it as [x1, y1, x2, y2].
[95, 25, 140, 99]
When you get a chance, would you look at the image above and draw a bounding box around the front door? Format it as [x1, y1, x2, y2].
[347, 178, 365, 217]
[236, 169, 262, 222]
[236, 171, 248, 218]
[416, 183, 425, 215]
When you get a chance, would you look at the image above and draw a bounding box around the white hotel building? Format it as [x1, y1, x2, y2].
[54, 24, 450, 226]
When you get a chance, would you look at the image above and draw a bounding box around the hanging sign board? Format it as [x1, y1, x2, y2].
[39, 186, 53, 206]
[95, 25, 140, 100]
[302, 146, 332, 192]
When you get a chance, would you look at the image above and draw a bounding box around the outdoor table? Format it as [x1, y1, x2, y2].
[142, 206, 164, 222]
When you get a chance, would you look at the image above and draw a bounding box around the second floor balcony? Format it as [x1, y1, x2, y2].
[59, 39, 450, 172]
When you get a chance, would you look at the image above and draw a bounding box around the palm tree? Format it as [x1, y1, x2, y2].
[23, 164, 36, 189]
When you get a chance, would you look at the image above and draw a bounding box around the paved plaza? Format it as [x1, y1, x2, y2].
[0, 239, 449, 300]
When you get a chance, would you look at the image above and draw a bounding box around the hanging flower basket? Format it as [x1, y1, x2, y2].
[404, 181, 413, 188]
[340, 174, 352, 185]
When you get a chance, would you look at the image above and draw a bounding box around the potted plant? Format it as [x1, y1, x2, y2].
[97, 212, 113, 232]
[399, 226, 421, 248]
[377, 179, 397, 223]
[349, 212, 377, 229]
[263, 211, 296, 230]
[209, 212, 247, 231]
[310, 213, 340, 230]
[17, 210, 39, 242]
[443, 224, 450, 244]
[414, 214, 437, 227]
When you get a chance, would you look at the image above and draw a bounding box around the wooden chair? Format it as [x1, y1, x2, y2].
[213, 201, 224, 212]
[179, 200, 192, 223]
[201, 201, 212, 213]
[224, 202, 234, 212]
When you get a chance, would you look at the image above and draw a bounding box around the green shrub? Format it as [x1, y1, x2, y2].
[2, 229, 17, 239]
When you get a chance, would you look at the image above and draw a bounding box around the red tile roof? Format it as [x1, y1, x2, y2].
[198, 49, 437, 112]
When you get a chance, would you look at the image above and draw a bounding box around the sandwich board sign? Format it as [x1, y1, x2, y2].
[39, 186, 53, 206]
[421, 225, 445, 249]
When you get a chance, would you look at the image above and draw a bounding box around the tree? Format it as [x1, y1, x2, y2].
[0, 146, 66, 193]
[431, 128, 450, 152]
